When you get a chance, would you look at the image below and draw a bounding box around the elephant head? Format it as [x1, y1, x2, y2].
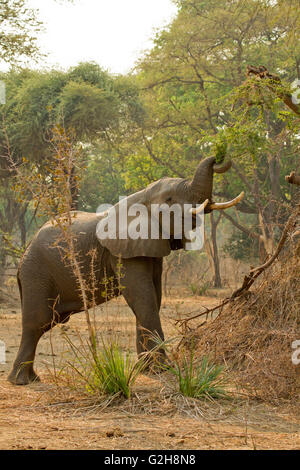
[97, 156, 244, 258]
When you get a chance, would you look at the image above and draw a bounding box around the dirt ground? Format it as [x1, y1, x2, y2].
[0, 289, 299, 450]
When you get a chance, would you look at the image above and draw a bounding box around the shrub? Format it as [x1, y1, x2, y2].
[189, 281, 210, 296]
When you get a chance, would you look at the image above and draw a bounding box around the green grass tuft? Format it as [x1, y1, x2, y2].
[169, 354, 229, 399]
[88, 341, 146, 399]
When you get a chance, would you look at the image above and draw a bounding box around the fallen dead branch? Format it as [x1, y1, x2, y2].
[177, 202, 300, 327]
[193, 239, 300, 400]
[175, 194, 300, 400]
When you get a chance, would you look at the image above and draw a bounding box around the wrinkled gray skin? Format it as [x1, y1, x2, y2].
[8, 156, 230, 385]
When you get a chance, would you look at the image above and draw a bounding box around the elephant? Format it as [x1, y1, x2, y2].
[8, 155, 244, 385]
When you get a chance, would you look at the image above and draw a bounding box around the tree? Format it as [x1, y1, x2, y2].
[0, 63, 143, 269]
[0, 0, 78, 65]
[123, 0, 300, 283]
[0, 0, 42, 65]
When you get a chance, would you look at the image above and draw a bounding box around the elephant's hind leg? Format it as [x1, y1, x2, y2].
[8, 326, 44, 385]
[8, 286, 54, 385]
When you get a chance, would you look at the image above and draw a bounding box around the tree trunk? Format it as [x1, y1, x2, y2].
[204, 213, 222, 288]
[18, 206, 28, 248]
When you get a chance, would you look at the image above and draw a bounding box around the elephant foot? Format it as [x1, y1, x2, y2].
[8, 365, 40, 385]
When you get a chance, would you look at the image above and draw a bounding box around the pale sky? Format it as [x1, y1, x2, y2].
[26, 0, 177, 74]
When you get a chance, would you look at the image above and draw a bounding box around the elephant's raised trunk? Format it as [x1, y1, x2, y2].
[189, 156, 231, 202]
[188, 156, 244, 212]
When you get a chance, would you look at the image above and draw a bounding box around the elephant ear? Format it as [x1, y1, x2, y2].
[96, 189, 171, 258]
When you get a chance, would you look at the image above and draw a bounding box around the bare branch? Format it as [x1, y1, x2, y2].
[177, 201, 300, 326]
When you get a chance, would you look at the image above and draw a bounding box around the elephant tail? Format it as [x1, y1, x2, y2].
[17, 270, 22, 305]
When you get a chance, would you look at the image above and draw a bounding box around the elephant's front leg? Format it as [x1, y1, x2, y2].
[116, 257, 165, 358]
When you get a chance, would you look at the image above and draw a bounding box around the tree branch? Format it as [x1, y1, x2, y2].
[222, 211, 260, 240]
[246, 65, 300, 115]
[177, 201, 300, 326]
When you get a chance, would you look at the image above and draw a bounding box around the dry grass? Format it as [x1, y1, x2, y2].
[193, 235, 300, 401]
[1, 294, 300, 449]
[1, 367, 299, 450]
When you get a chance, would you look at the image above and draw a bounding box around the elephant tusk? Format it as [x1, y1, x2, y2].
[97, 210, 109, 217]
[210, 191, 244, 210]
[189, 199, 209, 215]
